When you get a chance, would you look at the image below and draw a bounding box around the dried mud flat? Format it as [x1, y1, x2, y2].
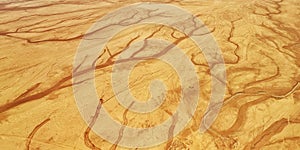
[0, 0, 299, 149]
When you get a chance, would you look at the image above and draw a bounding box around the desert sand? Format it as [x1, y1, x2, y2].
[0, 0, 299, 149]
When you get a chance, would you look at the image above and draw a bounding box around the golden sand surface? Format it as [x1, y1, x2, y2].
[0, 0, 299, 149]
